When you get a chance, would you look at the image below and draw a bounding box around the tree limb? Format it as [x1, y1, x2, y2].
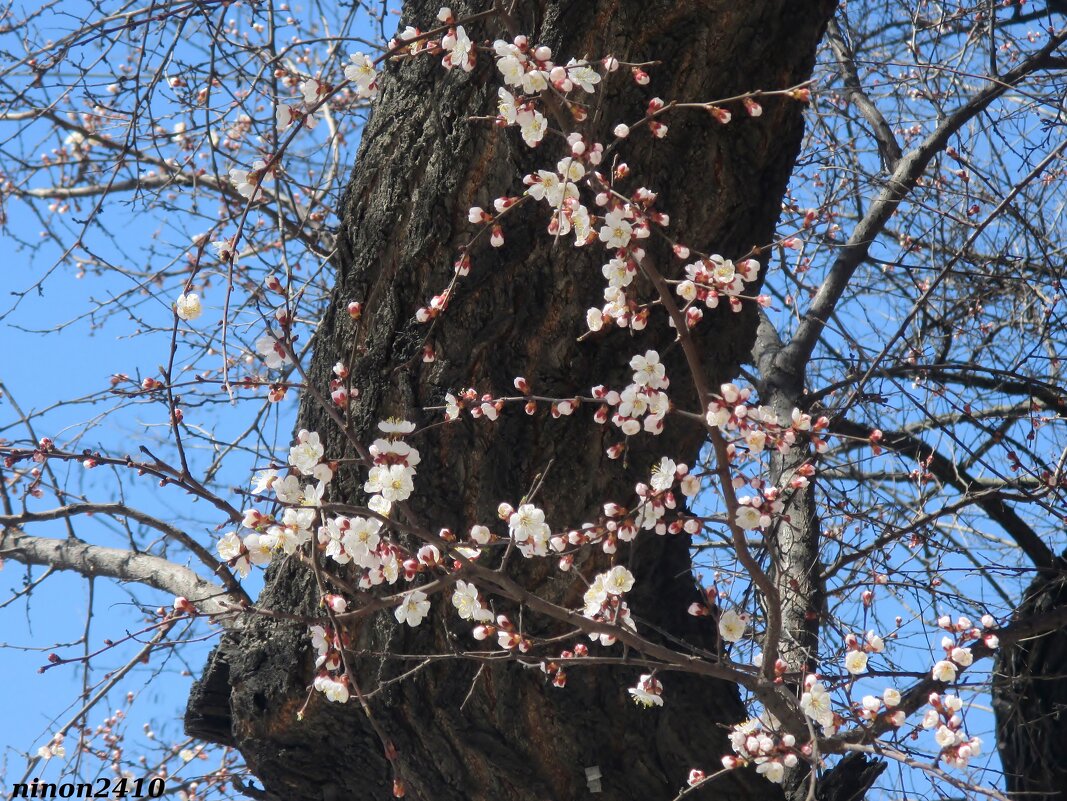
[0, 502, 251, 605]
[779, 28, 1067, 375]
[0, 528, 241, 618]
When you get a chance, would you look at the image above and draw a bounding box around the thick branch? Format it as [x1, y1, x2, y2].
[825, 17, 901, 172]
[0, 528, 240, 618]
[0, 502, 251, 604]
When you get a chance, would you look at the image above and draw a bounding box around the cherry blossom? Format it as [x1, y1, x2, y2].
[718, 608, 749, 643]
[629, 350, 666, 388]
[452, 580, 493, 622]
[566, 59, 601, 93]
[301, 77, 325, 106]
[288, 429, 325, 476]
[755, 761, 785, 784]
[508, 503, 551, 557]
[932, 660, 958, 682]
[517, 109, 547, 147]
[276, 104, 295, 131]
[649, 457, 677, 492]
[628, 674, 663, 707]
[340, 517, 382, 568]
[255, 331, 291, 369]
[229, 159, 269, 200]
[602, 565, 635, 595]
[344, 52, 378, 98]
[734, 505, 763, 531]
[497, 88, 518, 123]
[844, 649, 869, 675]
[441, 26, 475, 72]
[365, 463, 415, 503]
[950, 646, 974, 667]
[175, 292, 202, 321]
[800, 679, 834, 728]
[599, 209, 632, 248]
[313, 674, 350, 703]
[395, 590, 431, 627]
[379, 418, 417, 435]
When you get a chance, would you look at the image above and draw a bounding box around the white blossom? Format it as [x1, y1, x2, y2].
[395, 590, 431, 627]
[599, 209, 632, 249]
[288, 429, 325, 476]
[718, 608, 749, 643]
[844, 650, 869, 675]
[628, 674, 663, 707]
[175, 292, 202, 321]
[932, 660, 958, 682]
[344, 52, 378, 98]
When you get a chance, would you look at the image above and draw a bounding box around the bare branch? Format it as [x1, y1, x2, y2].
[778, 28, 1067, 378]
[0, 528, 240, 618]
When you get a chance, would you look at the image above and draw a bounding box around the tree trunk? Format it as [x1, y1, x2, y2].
[186, 2, 837, 799]
[993, 555, 1067, 801]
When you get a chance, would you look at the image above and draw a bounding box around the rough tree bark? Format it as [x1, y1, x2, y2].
[186, 2, 841, 799]
[994, 553, 1067, 801]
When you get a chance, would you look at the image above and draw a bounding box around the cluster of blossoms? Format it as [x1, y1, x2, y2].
[856, 686, 904, 727]
[505, 502, 552, 558]
[921, 692, 983, 768]
[585, 188, 676, 334]
[309, 624, 350, 703]
[589, 350, 671, 439]
[799, 673, 905, 737]
[581, 566, 637, 647]
[390, 9, 477, 73]
[724, 715, 805, 784]
[491, 37, 604, 147]
[363, 419, 420, 516]
[217, 420, 419, 580]
[512, 147, 601, 242]
[676, 254, 762, 314]
[600, 456, 702, 543]
[929, 613, 995, 683]
[840, 629, 886, 676]
[440, 387, 506, 421]
[329, 359, 355, 408]
[706, 382, 830, 459]
[320, 514, 400, 587]
[539, 642, 592, 689]
[216, 430, 333, 575]
[36, 734, 66, 760]
[438, 350, 675, 450]
[474, 612, 532, 652]
[201, 9, 1007, 789]
[277, 78, 326, 133]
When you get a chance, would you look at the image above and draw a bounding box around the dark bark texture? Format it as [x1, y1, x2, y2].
[186, 2, 837, 799]
[994, 556, 1067, 801]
